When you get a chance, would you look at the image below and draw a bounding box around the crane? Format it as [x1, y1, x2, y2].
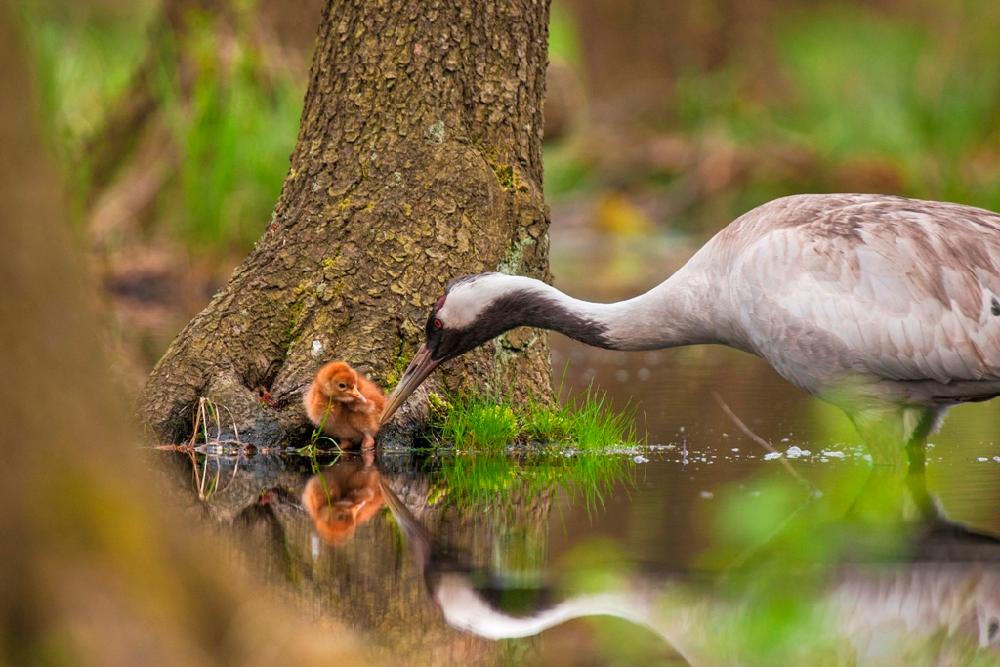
[380, 193, 1000, 518]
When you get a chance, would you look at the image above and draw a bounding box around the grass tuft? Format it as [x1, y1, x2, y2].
[429, 386, 641, 510]
[438, 397, 521, 451]
[436, 386, 641, 452]
[563, 388, 639, 451]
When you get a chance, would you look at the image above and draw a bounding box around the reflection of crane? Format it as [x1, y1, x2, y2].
[381, 194, 1000, 519]
[379, 478, 667, 644]
[381, 477, 1000, 665]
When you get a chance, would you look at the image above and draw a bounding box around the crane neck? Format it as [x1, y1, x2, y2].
[506, 273, 720, 351]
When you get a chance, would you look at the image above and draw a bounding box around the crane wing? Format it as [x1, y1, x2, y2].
[728, 195, 1000, 388]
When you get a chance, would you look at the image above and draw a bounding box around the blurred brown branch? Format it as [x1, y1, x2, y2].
[0, 2, 369, 662]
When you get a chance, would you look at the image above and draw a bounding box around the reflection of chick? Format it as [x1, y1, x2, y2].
[302, 458, 384, 546]
[304, 361, 385, 449]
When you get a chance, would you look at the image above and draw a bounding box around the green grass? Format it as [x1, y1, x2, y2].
[166, 9, 303, 249]
[18, 0, 303, 251]
[436, 395, 521, 452]
[558, 390, 638, 451]
[435, 387, 641, 452]
[428, 387, 641, 510]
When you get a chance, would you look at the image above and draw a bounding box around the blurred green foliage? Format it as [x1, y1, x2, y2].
[22, 1, 999, 252]
[773, 6, 1000, 207]
[18, 0, 155, 161]
[548, 4, 580, 64]
[549, 2, 1000, 216]
[167, 9, 301, 248]
[19, 0, 303, 250]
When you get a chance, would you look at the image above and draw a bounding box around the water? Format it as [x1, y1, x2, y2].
[154, 231, 1000, 664]
[156, 339, 1000, 665]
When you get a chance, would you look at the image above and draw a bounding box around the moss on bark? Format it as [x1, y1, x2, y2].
[141, 0, 555, 444]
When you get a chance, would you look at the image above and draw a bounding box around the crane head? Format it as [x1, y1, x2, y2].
[380, 273, 522, 424]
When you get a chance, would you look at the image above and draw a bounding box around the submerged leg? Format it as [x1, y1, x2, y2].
[847, 406, 932, 523]
[902, 408, 938, 521]
[852, 406, 1000, 543]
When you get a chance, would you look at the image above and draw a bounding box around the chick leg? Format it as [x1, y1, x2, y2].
[360, 431, 376, 450]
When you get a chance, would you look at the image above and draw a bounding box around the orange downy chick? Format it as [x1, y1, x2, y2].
[304, 361, 386, 449]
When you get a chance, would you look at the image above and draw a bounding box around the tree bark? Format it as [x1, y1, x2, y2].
[141, 0, 555, 445]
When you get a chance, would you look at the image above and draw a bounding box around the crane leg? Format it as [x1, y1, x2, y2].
[902, 407, 938, 521]
[851, 405, 1000, 542]
[848, 406, 936, 523]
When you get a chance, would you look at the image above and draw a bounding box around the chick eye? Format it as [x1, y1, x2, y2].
[433, 318, 443, 329]
[338, 383, 347, 389]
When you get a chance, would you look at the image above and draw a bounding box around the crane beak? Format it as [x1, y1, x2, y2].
[380, 343, 439, 425]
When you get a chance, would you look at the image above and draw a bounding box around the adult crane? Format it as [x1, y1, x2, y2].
[380, 194, 1000, 517]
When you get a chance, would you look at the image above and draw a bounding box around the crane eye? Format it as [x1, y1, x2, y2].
[433, 318, 443, 329]
[338, 383, 347, 390]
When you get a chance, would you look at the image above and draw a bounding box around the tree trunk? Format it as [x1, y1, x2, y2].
[141, 0, 555, 445]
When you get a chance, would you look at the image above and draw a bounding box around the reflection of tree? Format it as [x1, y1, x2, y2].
[171, 450, 554, 663]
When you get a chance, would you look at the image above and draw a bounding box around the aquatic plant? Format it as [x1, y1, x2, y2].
[427, 386, 639, 511]
[435, 386, 641, 452]
[435, 395, 521, 452]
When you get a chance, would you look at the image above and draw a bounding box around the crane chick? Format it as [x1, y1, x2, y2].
[304, 361, 385, 449]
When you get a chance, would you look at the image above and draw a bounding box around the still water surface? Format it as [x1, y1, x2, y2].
[158, 232, 1000, 665]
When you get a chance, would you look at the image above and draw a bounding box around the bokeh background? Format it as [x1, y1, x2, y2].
[8, 3, 1000, 664]
[16, 0, 1000, 389]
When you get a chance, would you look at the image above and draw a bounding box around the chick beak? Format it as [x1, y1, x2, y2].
[380, 344, 439, 425]
[351, 389, 367, 403]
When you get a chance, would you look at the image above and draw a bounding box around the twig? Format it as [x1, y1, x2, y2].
[197, 450, 209, 500]
[712, 392, 811, 487]
[199, 398, 210, 446]
[188, 398, 203, 448]
[223, 455, 241, 496]
[154, 443, 195, 451]
[711, 392, 822, 575]
[216, 401, 242, 445]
